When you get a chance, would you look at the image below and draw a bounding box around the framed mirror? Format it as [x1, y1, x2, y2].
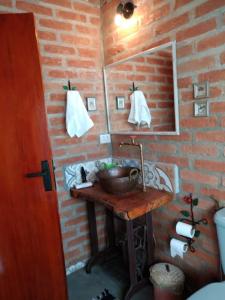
[103, 41, 179, 135]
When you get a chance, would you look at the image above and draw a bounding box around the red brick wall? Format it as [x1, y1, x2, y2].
[102, 0, 225, 291]
[0, 0, 110, 267]
[1, 0, 225, 291]
[106, 49, 174, 132]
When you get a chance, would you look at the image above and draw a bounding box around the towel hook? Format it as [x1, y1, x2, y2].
[129, 82, 139, 92]
[68, 80, 71, 90]
[63, 80, 77, 91]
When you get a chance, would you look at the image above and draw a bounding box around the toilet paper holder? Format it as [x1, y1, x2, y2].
[181, 235, 195, 253]
[177, 193, 208, 252]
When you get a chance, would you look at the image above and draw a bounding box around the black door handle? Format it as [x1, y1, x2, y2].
[26, 171, 46, 178]
[26, 160, 52, 191]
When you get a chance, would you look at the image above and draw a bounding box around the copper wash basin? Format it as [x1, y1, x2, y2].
[96, 167, 140, 195]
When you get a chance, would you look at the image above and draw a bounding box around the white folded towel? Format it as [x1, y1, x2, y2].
[128, 90, 151, 128]
[66, 90, 94, 138]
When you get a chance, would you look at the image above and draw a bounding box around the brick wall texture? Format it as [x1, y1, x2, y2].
[102, 0, 225, 291]
[1, 0, 225, 292]
[106, 49, 174, 132]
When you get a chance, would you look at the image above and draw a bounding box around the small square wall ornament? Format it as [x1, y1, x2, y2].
[194, 100, 209, 117]
[116, 96, 125, 110]
[86, 97, 96, 111]
[193, 81, 209, 99]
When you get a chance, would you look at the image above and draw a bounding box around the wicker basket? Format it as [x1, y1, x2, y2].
[150, 263, 185, 300]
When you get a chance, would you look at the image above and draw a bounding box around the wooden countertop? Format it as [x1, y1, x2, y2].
[71, 184, 173, 220]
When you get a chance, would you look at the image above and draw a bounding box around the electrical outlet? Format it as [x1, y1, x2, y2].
[99, 133, 111, 144]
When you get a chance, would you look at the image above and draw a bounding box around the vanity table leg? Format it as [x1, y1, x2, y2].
[125, 214, 154, 300]
[146, 212, 154, 266]
[86, 200, 99, 273]
[126, 220, 137, 284]
[105, 209, 115, 247]
[124, 219, 137, 300]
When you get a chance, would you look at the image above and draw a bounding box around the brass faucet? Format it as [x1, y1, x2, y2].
[119, 137, 146, 192]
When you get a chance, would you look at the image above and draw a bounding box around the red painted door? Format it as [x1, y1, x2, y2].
[0, 13, 68, 300]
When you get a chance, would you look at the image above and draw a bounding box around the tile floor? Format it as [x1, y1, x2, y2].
[67, 258, 153, 300]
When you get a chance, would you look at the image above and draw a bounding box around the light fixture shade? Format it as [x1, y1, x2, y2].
[116, 1, 136, 21]
[123, 2, 135, 19]
[116, 3, 124, 14]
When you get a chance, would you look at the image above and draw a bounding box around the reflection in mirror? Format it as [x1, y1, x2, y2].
[104, 41, 179, 135]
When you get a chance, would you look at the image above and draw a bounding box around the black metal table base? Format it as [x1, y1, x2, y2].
[85, 199, 154, 300]
[124, 278, 150, 300]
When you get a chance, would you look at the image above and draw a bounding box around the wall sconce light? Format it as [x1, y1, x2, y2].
[115, 1, 137, 25]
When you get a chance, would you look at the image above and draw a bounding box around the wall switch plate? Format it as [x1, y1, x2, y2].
[99, 133, 111, 144]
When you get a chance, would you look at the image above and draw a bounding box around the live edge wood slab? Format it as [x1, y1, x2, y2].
[71, 184, 173, 220]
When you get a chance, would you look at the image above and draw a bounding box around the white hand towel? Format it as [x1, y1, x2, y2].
[128, 90, 151, 127]
[66, 90, 94, 138]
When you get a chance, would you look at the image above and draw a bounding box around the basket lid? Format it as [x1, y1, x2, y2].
[149, 263, 185, 289]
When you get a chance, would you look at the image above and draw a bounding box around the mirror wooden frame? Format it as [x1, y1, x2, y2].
[103, 41, 180, 136]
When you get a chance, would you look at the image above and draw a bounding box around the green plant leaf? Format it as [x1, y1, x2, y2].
[63, 85, 68, 90]
[194, 230, 200, 237]
[180, 210, 190, 217]
[71, 86, 77, 90]
[129, 87, 139, 92]
[193, 198, 199, 206]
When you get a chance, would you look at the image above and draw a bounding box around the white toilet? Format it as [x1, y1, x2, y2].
[187, 207, 225, 299]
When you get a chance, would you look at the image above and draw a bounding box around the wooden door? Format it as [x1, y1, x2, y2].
[0, 13, 68, 300]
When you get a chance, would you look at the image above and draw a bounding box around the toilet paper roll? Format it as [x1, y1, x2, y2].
[170, 238, 188, 258]
[176, 221, 195, 238]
